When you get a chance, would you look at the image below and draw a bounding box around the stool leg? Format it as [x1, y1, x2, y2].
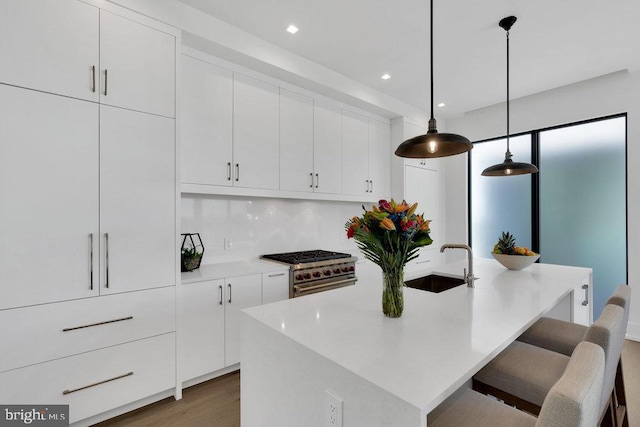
[614, 359, 628, 427]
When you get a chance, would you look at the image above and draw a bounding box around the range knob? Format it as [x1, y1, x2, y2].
[323, 270, 331, 276]
[348, 266, 355, 272]
[333, 268, 341, 274]
[304, 273, 312, 280]
[341, 267, 349, 272]
[295, 274, 304, 281]
[313, 271, 322, 278]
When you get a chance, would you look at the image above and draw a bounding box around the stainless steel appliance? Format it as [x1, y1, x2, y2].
[261, 250, 357, 297]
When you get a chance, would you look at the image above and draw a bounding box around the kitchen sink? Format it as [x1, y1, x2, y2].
[405, 274, 466, 293]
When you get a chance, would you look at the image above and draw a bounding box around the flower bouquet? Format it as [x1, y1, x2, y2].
[346, 199, 433, 317]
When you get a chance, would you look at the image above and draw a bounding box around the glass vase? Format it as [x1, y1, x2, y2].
[382, 268, 404, 318]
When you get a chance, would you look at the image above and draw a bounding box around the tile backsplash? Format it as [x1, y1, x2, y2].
[181, 194, 366, 264]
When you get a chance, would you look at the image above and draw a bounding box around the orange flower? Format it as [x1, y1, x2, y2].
[380, 217, 396, 231]
[394, 200, 411, 213]
[406, 202, 418, 217]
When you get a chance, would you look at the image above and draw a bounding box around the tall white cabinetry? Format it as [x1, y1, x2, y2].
[313, 100, 343, 194]
[280, 89, 314, 192]
[0, 1, 178, 424]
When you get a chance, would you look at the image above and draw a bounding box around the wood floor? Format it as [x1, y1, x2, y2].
[96, 340, 640, 427]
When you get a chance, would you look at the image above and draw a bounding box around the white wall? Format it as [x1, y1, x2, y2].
[181, 194, 364, 264]
[447, 70, 640, 340]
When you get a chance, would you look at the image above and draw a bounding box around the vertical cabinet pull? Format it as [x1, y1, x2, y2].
[91, 65, 96, 93]
[581, 284, 589, 306]
[370, 180, 374, 193]
[235, 164, 240, 182]
[227, 162, 232, 181]
[219, 285, 223, 305]
[315, 173, 319, 189]
[62, 372, 133, 395]
[104, 69, 108, 96]
[228, 283, 232, 303]
[309, 172, 313, 188]
[89, 233, 94, 290]
[104, 233, 109, 288]
[365, 179, 370, 193]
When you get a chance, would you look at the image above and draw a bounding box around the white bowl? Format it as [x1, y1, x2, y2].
[492, 253, 540, 270]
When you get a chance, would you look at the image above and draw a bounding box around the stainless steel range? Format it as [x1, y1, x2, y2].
[261, 250, 357, 298]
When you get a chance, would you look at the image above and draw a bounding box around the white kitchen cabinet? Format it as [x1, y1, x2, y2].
[313, 100, 343, 194]
[225, 274, 263, 365]
[100, 106, 175, 295]
[233, 73, 280, 189]
[99, 10, 176, 117]
[369, 118, 391, 198]
[0, 333, 175, 425]
[342, 109, 370, 196]
[180, 279, 226, 381]
[280, 88, 314, 192]
[0, 85, 99, 310]
[0, 0, 100, 102]
[262, 271, 289, 303]
[181, 56, 233, 186]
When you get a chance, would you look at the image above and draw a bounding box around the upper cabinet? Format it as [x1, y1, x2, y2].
[369, 118, 391, 198]
[313, 100, 343, 195]
[181, 56, 233, 186]
[99, 11, 176, 117]
[280, 89, 314, 192]
[0, 1, 175, 118]
[233, 73, 280, 190]
[0, 0, 99, 101]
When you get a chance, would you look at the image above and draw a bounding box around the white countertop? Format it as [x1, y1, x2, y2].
[181, 259, 288, 284]
[243, 257, 592, 415]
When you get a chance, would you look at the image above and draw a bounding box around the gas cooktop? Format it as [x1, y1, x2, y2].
[261, 250, 352, 264]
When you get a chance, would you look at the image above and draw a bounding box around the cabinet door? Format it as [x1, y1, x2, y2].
[99, 106, 175, 295]
[233, 73, 279, 190]
[280, 89, 314, 192]
[180, 280, 225, 381]
[262, 271, 289, 304]
[342, 110, 370, 196]
[572, 278, 592, 326]
[100, 10, 175, 117]
[369, 119, 391, 198]
[181, 56, 233, 186]
[314, 101, 343, 194]
[0, 0, 99, 101]
[405, 166, 441, 245]
[0, 85, 99, 310]
[224, 274, 262, 366]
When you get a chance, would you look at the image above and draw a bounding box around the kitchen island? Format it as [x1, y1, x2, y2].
[240, 257, 592, 427]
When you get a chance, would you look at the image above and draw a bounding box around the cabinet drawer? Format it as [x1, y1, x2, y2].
[0, 287, 175, 372]
[0, 333, 175, 424]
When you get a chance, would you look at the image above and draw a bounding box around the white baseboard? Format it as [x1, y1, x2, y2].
[626, 321, 640, 342]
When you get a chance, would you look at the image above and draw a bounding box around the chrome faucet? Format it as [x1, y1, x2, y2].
[440, 244, 474, 288]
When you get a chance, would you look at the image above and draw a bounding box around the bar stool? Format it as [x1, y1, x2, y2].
[428, 341, 605, 427]
[518, 284, 630, 427]
[472, 303, 626, 426]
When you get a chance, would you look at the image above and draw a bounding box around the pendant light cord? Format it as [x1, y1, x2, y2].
[430, 0, 434, 121]
[506, 29, 510, 154]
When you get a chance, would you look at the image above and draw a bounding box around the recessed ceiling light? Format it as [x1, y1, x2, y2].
[286, 25, 299, 34]
[437, 102, 446, 107]
[381, 74, 391, 80]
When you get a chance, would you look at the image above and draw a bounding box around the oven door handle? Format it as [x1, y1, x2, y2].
[294, 277, 357, 295]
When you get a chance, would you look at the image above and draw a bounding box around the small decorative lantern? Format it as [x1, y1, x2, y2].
[181, 233, 204, 272]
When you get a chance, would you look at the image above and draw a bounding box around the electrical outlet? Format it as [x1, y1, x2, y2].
[224, 238, 233, 250]
[325, 390, 343, 427]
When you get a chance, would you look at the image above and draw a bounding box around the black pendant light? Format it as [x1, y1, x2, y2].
[482, 16, 538, 176]
[395, 0, 472, 158]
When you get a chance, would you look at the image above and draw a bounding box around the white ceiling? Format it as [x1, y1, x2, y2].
[176, 0, 640, 119]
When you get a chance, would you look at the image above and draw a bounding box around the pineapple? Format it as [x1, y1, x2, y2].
[495, 231, 516, 255]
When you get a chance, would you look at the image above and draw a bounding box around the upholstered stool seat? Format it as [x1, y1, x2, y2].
[429, 341, 605, 427]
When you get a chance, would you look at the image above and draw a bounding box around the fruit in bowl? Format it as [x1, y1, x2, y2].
[492, 232, 539, 270]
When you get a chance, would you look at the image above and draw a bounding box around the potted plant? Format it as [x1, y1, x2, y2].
[181, 233, 204, 272]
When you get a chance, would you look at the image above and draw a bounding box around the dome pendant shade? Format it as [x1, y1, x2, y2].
[395, 118, 472, 158]
[481, 15, 538, 177]
[394, 0, 472, 159]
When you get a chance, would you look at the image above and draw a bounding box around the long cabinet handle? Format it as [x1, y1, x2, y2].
[235, 164, 240, 182]
[227, 162, 232, 181]
[104, 69, 108, 96]
[315, 173, 319, 189]
[89, 233, 94, 290]
[310, 172, 313, 188]
[268, 272, 285, 277]
[62, 316, 133, 332]
[228, 283, 232, 304]
[91, 65, 96, 93]
[365, 179, 369, 193]
[219, 285, 223, 305]
[582, 284, 589, 306]
[62, 372, 133, 395]
[104, 233, 109, 288]
[370, 180, 373, 193]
